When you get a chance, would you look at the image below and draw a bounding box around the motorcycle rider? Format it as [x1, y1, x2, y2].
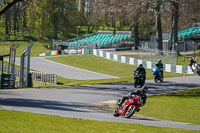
[117, 87, 148, 112]
[155, 59, 163, 77]
[189, 58, 196, 72]
[134, 64, 146, 82]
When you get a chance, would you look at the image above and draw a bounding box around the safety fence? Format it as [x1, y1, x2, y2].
[138, 47, 177, 65]
[0, 64, 57, 84]
[93, 49, 194, 74]
[31, 72, 57, 84]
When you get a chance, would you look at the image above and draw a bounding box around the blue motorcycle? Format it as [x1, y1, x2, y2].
[152, 67, 163, 83]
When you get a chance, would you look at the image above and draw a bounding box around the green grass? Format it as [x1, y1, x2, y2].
[177, 55, 200, 66]
[47, 55, 186, 85]
[0, 110, 198, 133]
[115, 49, 200, 66]
[0, 42, 195, 87]
[139, 88, 200, 125]
[0, 41, 51, 57]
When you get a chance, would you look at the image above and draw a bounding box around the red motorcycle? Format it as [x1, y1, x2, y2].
[113, 94, 143, 118]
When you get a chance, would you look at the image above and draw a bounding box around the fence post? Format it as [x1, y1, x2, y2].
[19, 43, 34, 88]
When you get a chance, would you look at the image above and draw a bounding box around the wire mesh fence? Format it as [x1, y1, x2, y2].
[8, 44, 18, 74]
[138, 47, 177, 65]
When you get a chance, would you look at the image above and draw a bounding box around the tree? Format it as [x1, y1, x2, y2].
[146, 0, 164, 50]
[170, 0, 180, 51]
[91, 0, 147, 49]
[0, 0, 23, 16]
[155, 0, 163, 50]
[179, 0, 200, 29]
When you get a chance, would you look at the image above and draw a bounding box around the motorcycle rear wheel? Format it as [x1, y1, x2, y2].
[154, 75, 158, 83]
[160, 73, 164, 82]
[197, 70, 200, 76]
[125, 105, 136, 118]
[113, 107, 120, 117]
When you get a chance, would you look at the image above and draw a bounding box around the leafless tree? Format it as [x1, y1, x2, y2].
[0, 0, 23, 16]
[170, 0, 180, 51]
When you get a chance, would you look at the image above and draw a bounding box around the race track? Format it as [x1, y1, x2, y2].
[13, 57, 118, 80]
[0, 76, 200, 130]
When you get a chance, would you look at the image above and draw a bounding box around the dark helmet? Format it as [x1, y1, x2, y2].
[157, 59, 161, 63]
[139, 64, 143, 68]
[134, 90, 142, 95]
[142, 87, 148, 94]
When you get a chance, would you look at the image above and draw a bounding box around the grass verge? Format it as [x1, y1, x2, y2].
[47, 55, 187, 85]
[137, 88, 200, 125]
[0, 110, 198, 133]
[0, 54, 194, 88]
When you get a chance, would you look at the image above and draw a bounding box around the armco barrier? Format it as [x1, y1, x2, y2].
[93, 49, 194, 74]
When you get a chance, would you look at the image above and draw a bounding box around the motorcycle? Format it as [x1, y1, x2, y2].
[152, 67, 163, 83]
[134, 70, 145, 88]
[191, 62, 200, 76]
[113, 94, 143, 118]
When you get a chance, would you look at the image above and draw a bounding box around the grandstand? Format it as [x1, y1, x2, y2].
[169, 26, 200, 39]
[59, 31, 132, 49]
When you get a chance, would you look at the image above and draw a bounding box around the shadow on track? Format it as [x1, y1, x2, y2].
[0, 98, 96, 112]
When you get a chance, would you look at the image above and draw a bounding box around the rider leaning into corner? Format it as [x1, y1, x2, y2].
[118, 87, 148, 112]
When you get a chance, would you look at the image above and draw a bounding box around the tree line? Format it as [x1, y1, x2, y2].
[0, 0, 200, 50]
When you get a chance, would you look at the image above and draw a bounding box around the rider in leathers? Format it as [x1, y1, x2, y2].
[135, 64, 146, 82]
[189, 58, 196, 72]
[155, 59, 163, 77]
[118, 87, 148, 112]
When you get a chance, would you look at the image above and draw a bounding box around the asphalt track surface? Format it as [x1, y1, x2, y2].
[0, 76, 200, 130]
[13, 57, 118, 80]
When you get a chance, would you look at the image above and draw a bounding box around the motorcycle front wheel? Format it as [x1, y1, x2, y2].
[134, 78, 139, 88]
[113, 107, 120, 117]
[125, 105, 136, 118]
